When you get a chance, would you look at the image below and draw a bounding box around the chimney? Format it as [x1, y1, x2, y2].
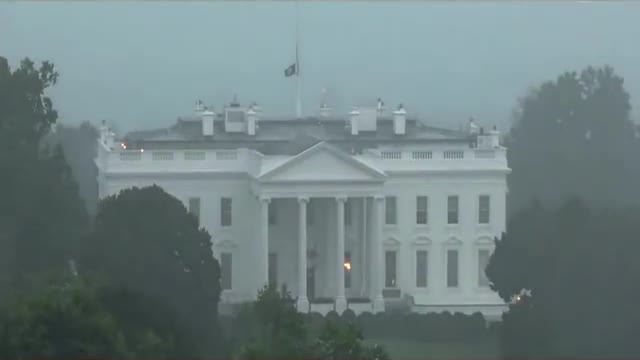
[377, 98, 385, 114]
[202, 109, 215, 136]
[488, 125, 500, 148]
[349, 107, 360, 135]
[247, 106, 257, 136]
[393, 104, 406, 135]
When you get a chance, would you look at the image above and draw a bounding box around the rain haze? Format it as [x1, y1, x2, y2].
[3, 1, 640, 359]
[2, 1, 639, 130]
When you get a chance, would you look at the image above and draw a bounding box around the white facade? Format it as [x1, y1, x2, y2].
[95, 105, 510, 318]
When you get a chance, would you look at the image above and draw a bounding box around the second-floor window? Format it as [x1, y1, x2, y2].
[479, 195, 490, 224]
[447, 196, 459, 224]
[385, 196, 397, 225]
[221, 198, 232, 227]
[416, 196, 428, 225]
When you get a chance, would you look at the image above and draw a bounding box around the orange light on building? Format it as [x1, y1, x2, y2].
[344, 261, 351, 271]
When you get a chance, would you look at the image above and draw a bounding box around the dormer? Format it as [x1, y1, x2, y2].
[224, 97, 247, 133]
[356, 107, 378, 132]
[477, 126, 500, 149]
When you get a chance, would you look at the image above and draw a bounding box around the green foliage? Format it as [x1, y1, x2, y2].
[488, 198, 640, 358]
[508, 65, 637, 213]
[316, 320, 390, 360]
[0, 275, 172, 359]
[84, 185, 222, 358]
[236, 285, 310, 360]
[235, 285, 389, 360]
[0, 56, 88, 300]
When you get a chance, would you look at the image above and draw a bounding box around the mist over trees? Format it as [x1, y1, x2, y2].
[3, 53, 640, 359]
[0, 57, 88, 297]
[507, 65, 637, 213]
[490, 65, 640, 358]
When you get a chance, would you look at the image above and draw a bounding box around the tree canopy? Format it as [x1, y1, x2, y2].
[0, 274, 174, 359]
[507, 65, 638, 213]
[0, 57, 88, 299]
[236, 285, 389, 360]
[487, 198, 640, 358]
[84, 185, 222, 358]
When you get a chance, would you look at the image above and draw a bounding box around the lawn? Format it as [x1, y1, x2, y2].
[365, 338, 502, 360]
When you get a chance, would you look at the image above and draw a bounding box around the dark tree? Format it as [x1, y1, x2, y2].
[0, 274, 173, 359]
[85, 185, 222, 358]
[0, 57, 88, 299]
[488, 198, 640, 358]
[507, 65, 637, 214]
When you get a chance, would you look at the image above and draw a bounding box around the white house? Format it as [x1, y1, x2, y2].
[95, 99, 510, 318]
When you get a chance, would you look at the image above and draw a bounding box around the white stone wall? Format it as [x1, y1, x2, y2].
[96, 140, 509, 314]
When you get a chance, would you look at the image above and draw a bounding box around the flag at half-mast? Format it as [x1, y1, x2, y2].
[284, 42, 299, 77]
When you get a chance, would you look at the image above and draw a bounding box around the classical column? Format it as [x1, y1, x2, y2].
[335, 196, 347, 313]
[372, 195, 385, 312]
[297, 197, 310, 312]
[258, 196, 270, 294]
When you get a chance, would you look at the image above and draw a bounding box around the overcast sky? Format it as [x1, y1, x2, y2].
[1, 1, 638, 132]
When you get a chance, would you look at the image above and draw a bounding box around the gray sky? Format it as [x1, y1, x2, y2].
[2, 1, 638, 132]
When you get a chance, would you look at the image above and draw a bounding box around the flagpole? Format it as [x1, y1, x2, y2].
[295, 0, 302, 119]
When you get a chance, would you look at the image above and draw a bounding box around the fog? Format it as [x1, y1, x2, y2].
[2, 1, 639, 132]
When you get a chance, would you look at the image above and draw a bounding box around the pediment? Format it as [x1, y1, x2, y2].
[444, 237, 463, 246]
[474, 236, 495, 245]
[384, 237, 401, 248]
[259, 142, 386, 183]
[413, 236, 432, 246]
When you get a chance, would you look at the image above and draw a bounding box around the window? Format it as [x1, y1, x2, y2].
[221, 198, 232, 227]
[344, 252, 352, 288]
[479, 195, 490, 224]
[478, 249, 491, 287]
[385, 196, 397, 225]
[188, 197, 200, 224]
[385, 251, 397, 288]
[416, 196, 428, 225]
[447, 196, 459, 224]
[268, 201, 277, 225]
[344, 200, 352, 226]
[221, 253, 232, 290]
[416, 250, 428, 288]
[268, 253, 278, 287]
[447, 250, 459, 287]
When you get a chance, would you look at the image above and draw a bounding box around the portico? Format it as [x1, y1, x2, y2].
[253, 142, 388, 313]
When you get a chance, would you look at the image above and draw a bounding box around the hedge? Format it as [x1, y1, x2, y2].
[222, 309, 498, 343]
